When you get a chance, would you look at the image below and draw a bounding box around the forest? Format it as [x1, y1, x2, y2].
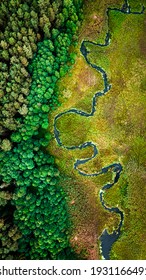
[0, 0, 83, 260]
[0, 0, 146, 260]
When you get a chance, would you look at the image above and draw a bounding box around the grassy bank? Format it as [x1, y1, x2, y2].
[48, 0, 146, 259]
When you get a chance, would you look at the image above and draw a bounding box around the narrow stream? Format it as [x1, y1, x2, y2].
[53, 1, 144, 259]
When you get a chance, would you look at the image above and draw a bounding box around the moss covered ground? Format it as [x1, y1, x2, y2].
[48, 0, 146, 259]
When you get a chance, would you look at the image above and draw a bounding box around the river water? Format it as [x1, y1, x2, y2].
[53, 1, 144, 259]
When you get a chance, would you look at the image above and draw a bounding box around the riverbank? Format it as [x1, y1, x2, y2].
[48, 0, 146, 259]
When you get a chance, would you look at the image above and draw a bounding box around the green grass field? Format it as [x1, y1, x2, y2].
[48, 0, 146, 259]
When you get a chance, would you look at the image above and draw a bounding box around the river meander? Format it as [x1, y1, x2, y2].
[53, 2, 144, 259]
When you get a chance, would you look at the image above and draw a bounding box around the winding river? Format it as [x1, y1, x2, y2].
[53, 1, 145, 259]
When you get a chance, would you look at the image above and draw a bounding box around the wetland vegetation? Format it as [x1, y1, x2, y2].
[0, 0, 146, 259]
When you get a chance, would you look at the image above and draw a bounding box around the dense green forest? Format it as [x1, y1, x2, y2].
[0, 0, 146, 260]
[0, 0, 83, 260]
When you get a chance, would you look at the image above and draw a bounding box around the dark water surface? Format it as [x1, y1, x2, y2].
[53, 1, 144, 259]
